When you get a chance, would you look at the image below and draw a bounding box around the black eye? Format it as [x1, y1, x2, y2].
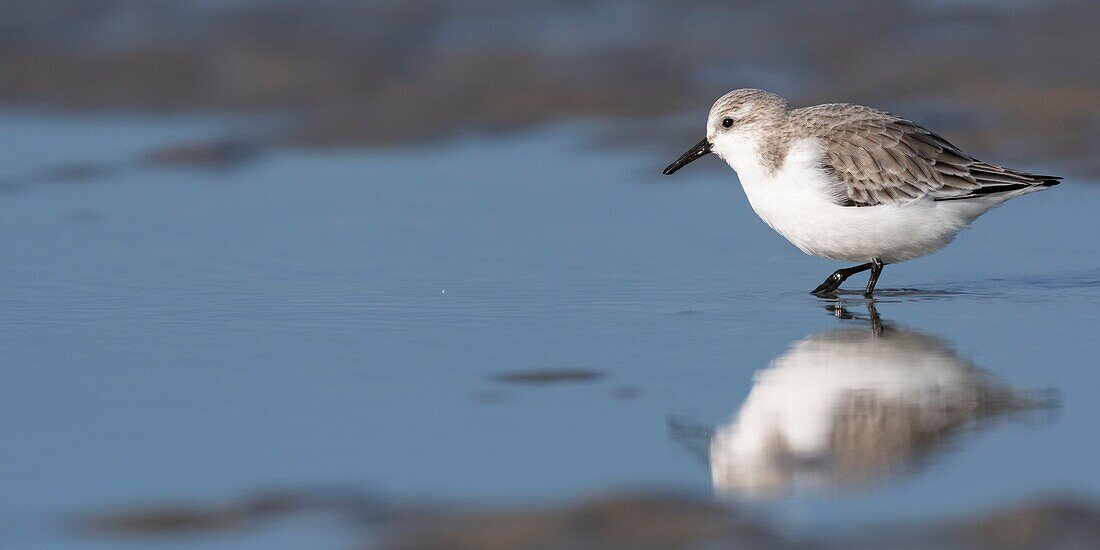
[721, 117, 734, 128]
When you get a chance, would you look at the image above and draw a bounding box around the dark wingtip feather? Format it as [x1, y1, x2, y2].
[1024, 173, 1062, 187]
[933, 172, 1062, 202]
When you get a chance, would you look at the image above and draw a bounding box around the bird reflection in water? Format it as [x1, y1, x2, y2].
[686, 302, 1055, 498]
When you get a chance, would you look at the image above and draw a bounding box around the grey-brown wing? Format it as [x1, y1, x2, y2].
[817, 115, 1058, 206]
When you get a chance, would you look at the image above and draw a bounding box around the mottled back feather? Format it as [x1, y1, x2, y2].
[791, 104, 1060, 207]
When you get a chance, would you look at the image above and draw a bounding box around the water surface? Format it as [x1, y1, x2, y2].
[2, 113, 1099, 548]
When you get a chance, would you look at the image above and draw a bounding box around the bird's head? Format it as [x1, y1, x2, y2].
[663, 89, 791, 175]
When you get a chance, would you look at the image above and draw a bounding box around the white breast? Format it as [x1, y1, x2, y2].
[714, 137, 991, 264]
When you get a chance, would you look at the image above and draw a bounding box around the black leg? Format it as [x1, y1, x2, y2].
[863, 258, 884, 297]
[811, 262, 873, 295]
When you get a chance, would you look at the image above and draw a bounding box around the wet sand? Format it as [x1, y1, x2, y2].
[72, 489, 1100, 549]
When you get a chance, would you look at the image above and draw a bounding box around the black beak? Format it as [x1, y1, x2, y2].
[662, 138, 712, 175]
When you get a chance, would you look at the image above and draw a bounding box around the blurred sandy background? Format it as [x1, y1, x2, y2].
[2, 0, 1097, 172]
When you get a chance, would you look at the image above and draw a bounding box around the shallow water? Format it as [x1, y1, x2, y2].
[2, 113, 1099, 548]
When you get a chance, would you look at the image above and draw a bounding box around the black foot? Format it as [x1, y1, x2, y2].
[811, 262, 873, 296]
[812, 271, 847, 295]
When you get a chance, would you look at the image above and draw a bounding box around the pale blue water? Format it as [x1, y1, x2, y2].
[2, 113, 1099, 548]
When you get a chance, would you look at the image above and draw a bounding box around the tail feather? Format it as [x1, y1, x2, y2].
[935, 169, 1060, 202]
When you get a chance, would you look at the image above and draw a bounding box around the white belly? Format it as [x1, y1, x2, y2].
[741, 181, 984, 263]
[726, 139, 989, 264]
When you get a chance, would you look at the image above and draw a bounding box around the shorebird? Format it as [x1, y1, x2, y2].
[663, 89, 1060, 296]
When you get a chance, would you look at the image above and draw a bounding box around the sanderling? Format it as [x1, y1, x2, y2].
[663, 89, 1060, 296]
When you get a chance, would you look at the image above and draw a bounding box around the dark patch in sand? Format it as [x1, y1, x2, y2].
[142, 139, 263, 169]
[493, 369, 604, 385]
[72, 489, 381, 536]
